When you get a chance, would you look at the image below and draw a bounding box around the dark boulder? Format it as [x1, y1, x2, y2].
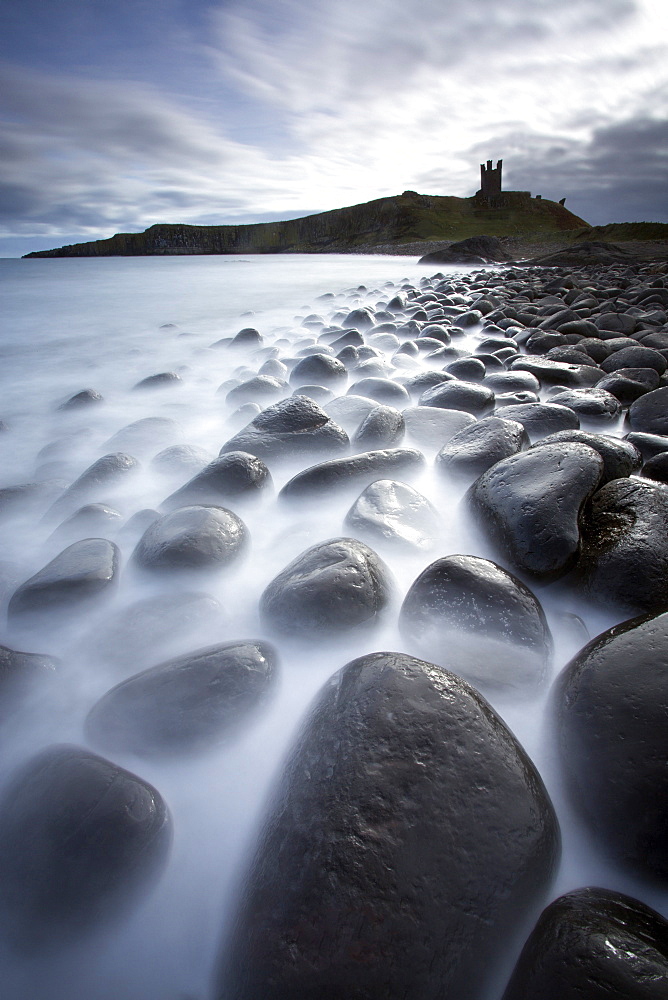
[436, 416, 528, 481]
[494, 402, 579, 438]
[9, 538, 120, 620]
[344, 480, 441, 551]
[58, 388, 103, 411]
[597, 369, 659, 405]
[289, 353, 347, 388]
[419, 235, 512, 264]
[419, 379, 495, 415]
[133, 506, 248, 572]
[279, 449, 424, 500]
[226, 376, 287, 406]
[502, 887, 668, 1000]
[556, 610, 668, 879]
[0, 644, 58, 716]
[0, 745, 171, 946]
[151, 444, 213, 475]
[483, 370, 541, 395]
[104, 417, 180, 456]
[260, 538, 392, 637]
[577, 477, 668, 613]
[510, 357, 602, 387]
[220, 396, 349, 462]
[445, 357, 486, 382]
[217, 650, 559, 1000]
[548, 387, 622, 421]
[162, 451, 271, 510]
[642, 451, 668, 483]
[399, 555, 552, 690]
[86, 640, 277, 757]
[352, 405, 405, 450]
[628, 386, 668, 435]
[531, 429, 641, 483]
[133, 372, 182, 390]
[348, 377, 411, 406]
[47, 452, 139, 518]
[601, 345, 667, 376]
[231, 327, 262, 346]
[49, 503, 123, 545]
[625, 430, 668, 460]
[403, 405, 476, 447]
[467, 443, 603, 581]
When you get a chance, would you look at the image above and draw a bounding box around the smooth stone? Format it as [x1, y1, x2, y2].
[601, 345, 667, 375]
[467, 443, 603, 581]
[510, 357, 602, 387]
[402, 405, 476, 447]
[225, 376, 287, 406]
[133, 506, 248, 572]
[85, 591, 223, 670]
[151, 444, 214, 475]
[0, 745, 171, 946]
[58, 388, 103, 411]
[0, 643, 58, 716]
[595, 311, 637, 334]
[445, 357, 486, 382]
[625, 430, 668, 460]
[502, 887, 668, 1000]
[348, 377, 411, 406]
[597, 371, 658, 405]
[399, 554, 552, 690]
[556, 610, 668, 879]
[324, 394, 377, 431]
[162, 451, 271, 510]
[104, 417, 180, 455]
[50, 503, 124, 544]
[483, 370, 541, 394]
[289, 354, 347, 388]
[419, 379, 495, 415]
[220, 396, 349, 462]
[436, 416, 528, 480]
[86, 640, 277, 757]
[280, 448, 424, 500]
[291, 384, 334, 403]
[342, 307, 375, 328]
[576, 477, 668, 613]
[133, 372, 182, 390]
[9, 539, 120, 620]
[628, 386, 668, 435]
[47, 452, 139, 517]
[531, 430, 641, 484]
[642, 453, 668, 483]
[344, 479, 441, 551]
[260, 538, 391, 637]
[402, 370, 455, 395]
[217, 651, 559, 1000]
[495, 391, 541, 407]
[352, 404, 405, 450]
[231, 327, 262, 346]
[548, 387, 622, 421]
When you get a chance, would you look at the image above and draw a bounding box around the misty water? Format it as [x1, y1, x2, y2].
[0, 253, 665, 999]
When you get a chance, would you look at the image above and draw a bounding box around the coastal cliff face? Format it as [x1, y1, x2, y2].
[24, 191, 588, 257]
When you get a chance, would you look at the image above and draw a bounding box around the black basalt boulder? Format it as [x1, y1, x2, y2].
[260, 538, 392, 637]
[548, 387, 622, 421]
[467, 443, 603, 581]
[531, 429, 641, 483]
[0, 644, 58, 717]
[216, 650, 559, 1000]
[419, 379, 495, 415]
[47, 452, 140, 518]
[555, 611, 668, 880]
[0, 745, 171, 947]
[399, 554, 552, 690]
[493, 402, 580, 438]
[435, 415, 528, 481]
[576, 477, 668, 613]
[162, 451, 271, 510]
[628, 386, 668, 435]
[8, 538, 120, 620]
[289, 353, 347, 388]
[344, 479, 441, 551]
[219, 396, 349, 462]
[352, 404, 405, 450]
[86, 640, 277, 757]
[279, 449, 425, 500]
[502, 887, 668, 1000]
[133, 506, 248, 571]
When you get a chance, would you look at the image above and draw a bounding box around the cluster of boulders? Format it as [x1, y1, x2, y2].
[0, 255, 666, 995]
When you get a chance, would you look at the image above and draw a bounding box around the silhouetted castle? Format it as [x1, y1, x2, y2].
[480, 159, 503, 206]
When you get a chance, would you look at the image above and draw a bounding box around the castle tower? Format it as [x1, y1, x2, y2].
[480, 159, 502, 205]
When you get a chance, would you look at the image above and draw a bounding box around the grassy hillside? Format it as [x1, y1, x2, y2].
[24, 191, 589, 258]
[573, 222, 668, 242]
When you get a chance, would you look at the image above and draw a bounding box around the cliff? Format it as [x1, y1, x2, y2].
[23, 191, 589, 258]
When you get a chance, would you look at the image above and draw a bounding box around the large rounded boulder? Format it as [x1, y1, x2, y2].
[502, 887, 668, 1000]
[260, 538, 392, 637]
[86, 640, 277, 757]
[555, 611, 668, 880]
[435, 415, 528, 481]
[162, 451, 271, 510]
[0, 745, 171, 947]
[133, 506, 248, 571]
[344, 479, 441, 551]
[216, 651, 559, 999]
[220, 396, 349, 462]
[399, 554, 552, 690]
[279, 449, 425, 500]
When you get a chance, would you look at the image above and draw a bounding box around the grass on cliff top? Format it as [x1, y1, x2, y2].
[573, 222, 668, 242]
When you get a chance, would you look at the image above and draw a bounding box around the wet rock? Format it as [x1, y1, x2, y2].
[260, 538, 391, 637]
[483, 370, 541, 395]
[436, 416, 528, 480]
[217, 650, 559, 1000]
[226, 376, 287, 406]
[419, 379, 495, 415]
[556, 610, 668, 879]
[0, 481, 69, 521]
[548, 387, 622, 421]
[628, 386, 668, 435]
[104, 417, 180, 455]
[133, 506, 248, 572]
[399, 554, 552, 690]
[0, 644, 58, 716]
[419, 234, 511, 263]
[86, 640, 277, 757]
[601, 345, 667, 375]
[531, 430, 641, 483]
[402, 405, 476, 447]
[9, 538, 120, 620]
[510, 356, 602, 387]
[50, 503, 124, 544]
[495, 402, 580, 438]
[162, 451, 271, 509]
[402, 370, 454, 396]
[58, 388, 103, 411]
[468, 443, 603, 581]
[625, 430, 668, 460]
[342, 307, 375, 329]
[445, 357, 486, 382]
[352, 405, 404, 450]
[290, 354, 347, 388]
[231, 327, 262, 346]
[502, 887, 668, 1000]
[577, 477, 668, 613]
[48, 452, 140, 517]
[344, 479, 441, 550]
[324, 394, 378, 431]
[597, 369, 659, 405]
[85, 591, 222, 671]
[0, 744, 171, 946]
[292, 384, 334, 404]
[279, 449, 425, 500]
[220, 396, 349, 462]
[348, 377, 411, 406]
[151, 444, 213, 475]
[133, 372, 183, 390]
[495, 391, 541, 407]
[642, 452, 668, 483]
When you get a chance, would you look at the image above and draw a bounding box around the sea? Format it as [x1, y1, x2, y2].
[0, 253, 665, 999]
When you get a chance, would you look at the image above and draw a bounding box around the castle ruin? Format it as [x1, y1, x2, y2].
[480, 159, 503, 206]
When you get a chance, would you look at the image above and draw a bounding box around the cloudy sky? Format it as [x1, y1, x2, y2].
[1, 0, 667, 255]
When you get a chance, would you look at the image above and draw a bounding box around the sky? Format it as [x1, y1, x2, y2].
[0, 0, 667, 256]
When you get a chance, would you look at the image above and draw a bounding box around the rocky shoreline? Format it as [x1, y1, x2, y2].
[0, 255, 667, 996]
